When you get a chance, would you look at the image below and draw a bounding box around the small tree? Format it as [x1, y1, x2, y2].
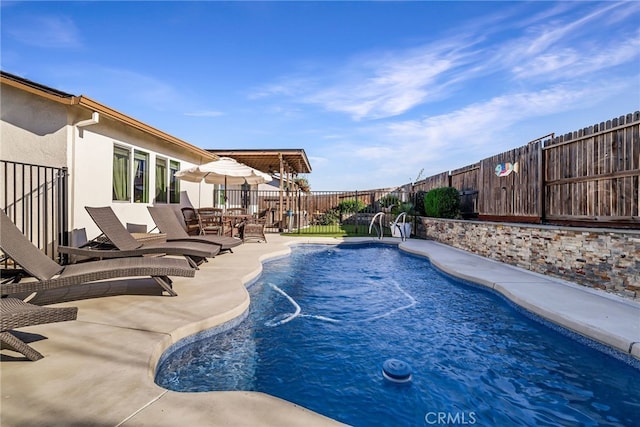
[391, 201, 415, 216]
[424, 187, 460, 218]
[294, 177, 311, 192]
[337, 199, 366, 214]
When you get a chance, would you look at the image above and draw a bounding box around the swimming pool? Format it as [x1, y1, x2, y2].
[156, 244, 640, 426]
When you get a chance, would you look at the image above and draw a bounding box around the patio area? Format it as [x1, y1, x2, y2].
[1, 235, 638, 426]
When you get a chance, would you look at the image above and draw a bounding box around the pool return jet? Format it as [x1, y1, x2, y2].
[369, 211, 411, 241]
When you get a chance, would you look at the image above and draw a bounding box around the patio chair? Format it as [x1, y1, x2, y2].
[196, 207, 228, 236]
[148, 206, 242, 253]
[226, 207, 247, 216]
[1, 298, 78, 361]
[240, 216, 267, 243]
[256, 207, 276, 228]
[0, 210, 196, 299]
[180, 207, 201, 236]
[72, 207, 222, 268]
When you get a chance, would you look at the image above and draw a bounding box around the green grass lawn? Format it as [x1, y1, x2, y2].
[281, 224, 387, 237]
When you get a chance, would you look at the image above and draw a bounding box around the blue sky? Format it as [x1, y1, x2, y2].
[2, 1, 639, 190]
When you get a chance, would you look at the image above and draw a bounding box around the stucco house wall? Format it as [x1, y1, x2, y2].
[1, 73, 219, 240]
[69, 110, 214, 238]
[0, 84, 68, 167]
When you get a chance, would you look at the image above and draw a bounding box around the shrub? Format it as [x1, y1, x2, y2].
[337, 199, 366, 214]
[391, 201, 414, 216]
[379, 194, 400, 209]
[317, 208, 340, 225]
[423, 187, 460, 218]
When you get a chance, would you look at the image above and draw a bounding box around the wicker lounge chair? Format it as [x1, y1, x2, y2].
[0, 210, 196, 298]
[148, 206, 243, 253]
[68, 207, 222, 268]
[1, 298, 78, 361]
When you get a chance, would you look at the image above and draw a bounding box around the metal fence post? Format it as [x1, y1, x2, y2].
[58, 167, 69, 264]
[297, 189, 302, 235]
[355, 190, 359, 234]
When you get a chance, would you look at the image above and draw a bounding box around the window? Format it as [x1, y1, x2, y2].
[133, 150, 149, 203]
[155, 158, 168, 203]
[169, 160, 180, 203]
[112, 146, 130, 201]
[113, 145, 177, 204]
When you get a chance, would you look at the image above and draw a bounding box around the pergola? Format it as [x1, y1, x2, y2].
[207, 149, 312, 227]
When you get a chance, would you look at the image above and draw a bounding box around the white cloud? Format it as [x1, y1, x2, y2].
[495, 3, 640, 82]
[510, 3, 622, 57]
[184, 111, 224, 118]
[345, 80, 623, 182]
[307, 155, 328, 165]
[6, 15, 82, 48]
[248, 32, 483, 121]
[301, 44, 475, 121]
[512, 34, 640, 80]
[327, 59, 452, 119]
[253, 1, 639, 128]
[248, 76, 317, 99]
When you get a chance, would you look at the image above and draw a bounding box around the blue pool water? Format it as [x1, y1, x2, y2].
[156, 244, 640, 426]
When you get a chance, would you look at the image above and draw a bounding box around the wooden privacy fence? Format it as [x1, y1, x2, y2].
[544, 113, 639, 224]
[412, 111, 640, 227]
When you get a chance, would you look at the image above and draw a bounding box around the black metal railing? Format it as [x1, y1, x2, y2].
[222, 188, 419, 237]
[0, 159, 419, 270]
[1, 160, 68, 265]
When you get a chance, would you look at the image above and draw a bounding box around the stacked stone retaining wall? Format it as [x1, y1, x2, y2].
[417, 217, 640, 300]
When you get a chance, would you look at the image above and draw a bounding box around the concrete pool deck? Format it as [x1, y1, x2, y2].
[2, 235, 639, 426]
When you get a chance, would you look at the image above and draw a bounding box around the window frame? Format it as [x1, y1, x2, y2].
[112, 145, 131, 202]
[112, 144, 181, 205]
[169, 160, 181, 204]
[133, 150, 149, 203]
[155, 157, 168, 203]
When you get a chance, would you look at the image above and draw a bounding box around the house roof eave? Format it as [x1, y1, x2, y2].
[74, 96, 217, 161]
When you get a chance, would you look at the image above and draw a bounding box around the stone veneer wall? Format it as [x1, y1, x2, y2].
[417, 218, 640, 300]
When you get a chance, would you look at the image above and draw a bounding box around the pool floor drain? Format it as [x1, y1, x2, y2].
[382, 359, 412, 383]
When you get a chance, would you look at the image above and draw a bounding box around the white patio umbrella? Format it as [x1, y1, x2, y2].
[174, 157, 272, 207]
